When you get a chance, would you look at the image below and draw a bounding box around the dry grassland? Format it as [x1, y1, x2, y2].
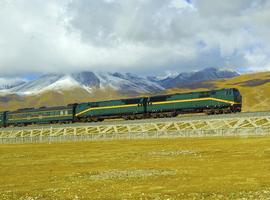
[1, 137, 270, 199]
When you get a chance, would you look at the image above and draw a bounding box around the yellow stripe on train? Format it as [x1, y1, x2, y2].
[8, 114, 72, 121]
[75, 104, 138, 117]
[75, 97, 238, 117]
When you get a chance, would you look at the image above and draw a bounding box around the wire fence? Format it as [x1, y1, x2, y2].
[1, 127, 270, 144]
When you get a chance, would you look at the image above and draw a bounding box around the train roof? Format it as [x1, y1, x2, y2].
[77, 88, 240, 105]
[8, 105, 73, 114]
[79, 96, 145, 105]
[147, 88, 238, 98]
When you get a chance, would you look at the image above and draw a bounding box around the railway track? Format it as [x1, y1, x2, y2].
[1, 110, 270, 144]
[0, 111, 269, 132]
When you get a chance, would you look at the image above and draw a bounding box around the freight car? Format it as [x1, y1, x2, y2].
[0, 88, 242, 127]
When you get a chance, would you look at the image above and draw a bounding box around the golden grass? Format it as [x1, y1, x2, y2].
[1, 137, 270, 199]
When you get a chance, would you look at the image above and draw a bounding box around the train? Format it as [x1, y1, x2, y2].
[0, 88, 242, 127]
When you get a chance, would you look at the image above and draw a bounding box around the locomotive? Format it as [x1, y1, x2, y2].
[0, 88, 242, 127]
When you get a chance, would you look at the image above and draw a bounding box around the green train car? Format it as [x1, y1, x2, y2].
[0, 112, 6, 127]
[146, 88, 242, 116]
[6, 105, 75, 126]
[0, 88, 242, 127]
[75, 97, 146, 121]
[75, 88, 242, 121]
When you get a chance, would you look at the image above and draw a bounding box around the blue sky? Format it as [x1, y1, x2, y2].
[0, 0, 270, 77]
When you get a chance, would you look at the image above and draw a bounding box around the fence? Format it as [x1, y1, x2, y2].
[1, 127, 270, 144]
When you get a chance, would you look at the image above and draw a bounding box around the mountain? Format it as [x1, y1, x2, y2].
[6, 74, 68, 95]
[0, 72, 164, 96]
[0, 77, 26, 90]
[95, 72, 164, 94]
[72, 71, 100, 88]
[150, 68, 240, 89]
[0, 68, 239, 96]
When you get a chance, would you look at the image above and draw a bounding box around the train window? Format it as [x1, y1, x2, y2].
[123, 99, 140, 104]
[90, 103, 99, 107]
[150, 96, 167, 102]
[60, 111, 64, 115]
[226, 90, 231, 95]
[199, 92, 210, 98]
[233, 89, 239, 96]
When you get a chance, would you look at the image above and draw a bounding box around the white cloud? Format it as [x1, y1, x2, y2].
[244, 48, 270, 71]
[0, 0, 269, 76]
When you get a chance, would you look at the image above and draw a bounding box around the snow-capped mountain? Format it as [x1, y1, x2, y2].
[0, 68, 240, 96]
[154, 68, 240, 88]
[0, 77, 26, 90]
[147, 71, 180, 82]
[95, 72, 164, 94]
[0, 72, 164, 96]
[71, 71, 100, 88]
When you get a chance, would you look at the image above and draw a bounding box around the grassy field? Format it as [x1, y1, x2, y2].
[1, 137, 270, 199]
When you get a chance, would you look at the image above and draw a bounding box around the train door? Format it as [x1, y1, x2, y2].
[143, 97, 148, 114]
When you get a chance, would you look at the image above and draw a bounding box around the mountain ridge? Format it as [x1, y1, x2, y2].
[0, 68, 239, 96]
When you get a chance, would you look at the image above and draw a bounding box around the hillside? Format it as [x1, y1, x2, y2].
[0, 87, 127, 112]
[0, 71, 269, 112]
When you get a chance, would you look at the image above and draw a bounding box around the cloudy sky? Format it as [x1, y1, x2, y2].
[0, 0, 270, 77]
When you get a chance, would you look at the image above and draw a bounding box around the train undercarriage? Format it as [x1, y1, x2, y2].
[5, 104, 242, 127]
